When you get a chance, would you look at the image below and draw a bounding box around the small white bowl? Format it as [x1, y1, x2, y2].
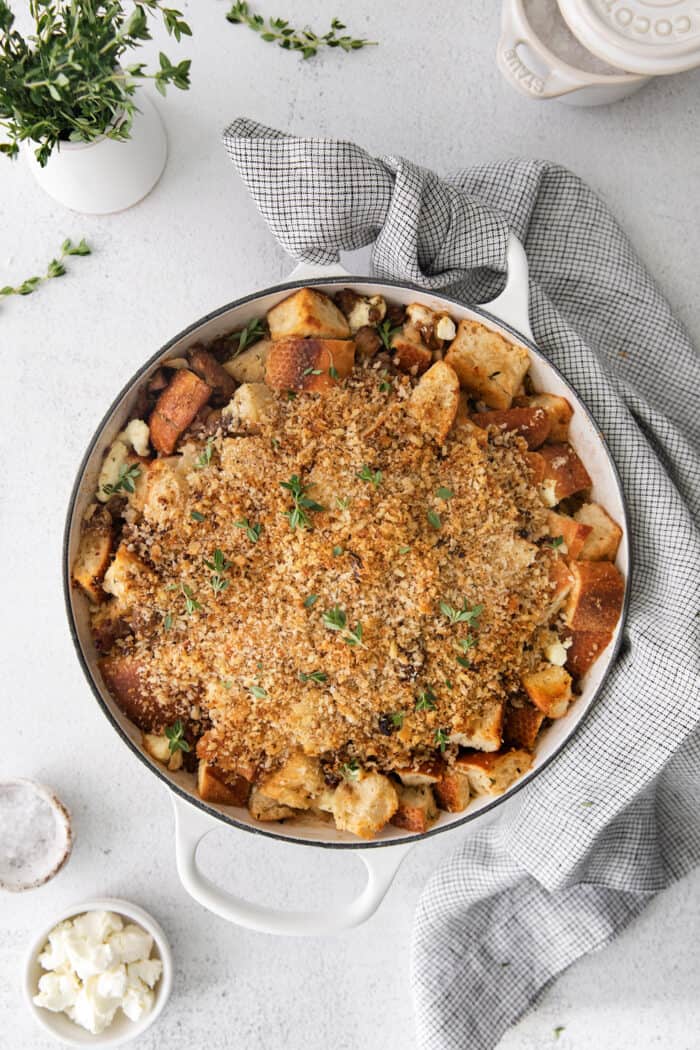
[24, 898, 173, 1047]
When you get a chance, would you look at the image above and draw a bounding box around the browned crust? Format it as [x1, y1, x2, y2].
[547, 510, 592, 560]
[538, 443, 593, 501]
[390, 784, 438, 833]
[99, 653, 181, 732]
[521, 665, 573, 718]
[407, 360, 461, 444]
[471, 406, 551, 449]
[434, 767, 471, 812]
[504, 702, 546, 749]
[265, 338, 355, 392]
[149, 369, 212, 454]
[515, 393, 573, 443]
[565, 561, 625, 633]
[197, 760, 251, 805]
[72, 507, 113, 604]
[390, 333, 432, 375]
[563, 628, 613, 677]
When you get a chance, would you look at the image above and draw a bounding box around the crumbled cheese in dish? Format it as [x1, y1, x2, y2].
[99, 367, 555, 781]
[33, 911, 162, 1035]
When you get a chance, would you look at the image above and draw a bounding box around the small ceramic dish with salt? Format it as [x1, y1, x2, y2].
[0, 778, 73, 891]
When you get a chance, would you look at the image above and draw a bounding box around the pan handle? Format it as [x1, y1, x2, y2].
[287, 235, 532, 342]
[172, 795, 413, 936]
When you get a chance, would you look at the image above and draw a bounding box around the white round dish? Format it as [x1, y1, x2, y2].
[0, 778, 72, 892]
[24, 898, 172, 1047]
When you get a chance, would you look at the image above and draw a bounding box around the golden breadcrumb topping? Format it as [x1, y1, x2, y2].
[101, 366, 554, 779]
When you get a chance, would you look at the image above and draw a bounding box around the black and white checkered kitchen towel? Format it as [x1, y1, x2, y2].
[223, 118, 700, 1050]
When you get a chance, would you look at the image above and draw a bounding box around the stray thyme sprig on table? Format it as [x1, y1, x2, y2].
[225, 2, 376, 59]
[0, 238, 90, 302]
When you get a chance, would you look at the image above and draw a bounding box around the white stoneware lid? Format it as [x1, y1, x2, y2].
[558, 0, 700, 74]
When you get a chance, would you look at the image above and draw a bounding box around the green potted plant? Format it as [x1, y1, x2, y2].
[0, 0, 191, 213]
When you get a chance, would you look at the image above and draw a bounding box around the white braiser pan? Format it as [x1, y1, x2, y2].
[63, 235, 630, 935]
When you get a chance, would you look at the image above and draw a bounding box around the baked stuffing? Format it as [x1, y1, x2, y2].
[72, 286, 625, 839]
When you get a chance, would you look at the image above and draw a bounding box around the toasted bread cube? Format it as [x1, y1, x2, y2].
[99, 653, 176, 732]
[514, 393, 573, 442]
[331, 772, 399, 839]
[396, 758, 444, 787]
[141, 458, 188, 529]
[563, 628, 613, 678]
[198, 761, 251, 806]
[335, 290, 386, 332]
[451, 700, 504, 751]
[267, 287, 350, 340]
[537, 444, 592, 506]
[565, 561, 625, 633]
[445, 319, 530, 410]
[223, 382, 275, 427]
[456, 749, 532, 797]
[434, 766, 471, 812]
[545, 557, 575, 619]
[72, 507, 113, 604]
[142, 732, 171, 764]
[265, 337, 355, 392]
[187, 347, 236, 405]
[521, 665, 573, 718]
[470, 406, 551, 449]
[504, 703, 546, 749]
[390, 784, 439, 834]
[222, 339, 271, 383]
[407, 360, 461, 444]
[149, 369, 212, 455]
[390, 330, 433, 375]
[248, 788, 297, 822]
[547, 510, 592, 560]
[258, 752, 326, 811]
[574, 503, 623, 562]
[102, 544, 149, 610]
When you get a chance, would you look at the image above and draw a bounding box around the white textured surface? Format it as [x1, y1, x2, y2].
[2, 3, 699, 1048]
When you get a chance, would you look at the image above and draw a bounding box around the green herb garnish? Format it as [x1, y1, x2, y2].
[378, 319, 401, 351]
[1, 238, 91, 303]
[548, 535, 565, 548]
[356, 464, 382, 488]
[398, 544, 411, 555]
[322, 606, 363, 647]
[248, 683, 268, 699]
[190, 510, 206, 523]
[304, 593, 319, 608]
[231, 316, 266, 354]
[340, 759, 360, 781]
[225, 4, 376, 60]
[298, 670, 328, 685]
[302, 366, 323, 376]
[234, 518, 262, 543]
[434, 727, 449, 753]
[336, 496, 351, 510]
[436, 486, 454, 500]
[328, 365, 340, 380]
[280, 474, 324, 531]
[196, 439, 214, 469]
[415, 686, 437, 712]
[456, 635, 476, 668]
[426, 509, 442, 530]
[165, 719, 191, 754]
[204, 548, 231, 595]
[391, 711, 405, 729]
[332, 544, 343, 557]
[440, 600, 484, 627]
[163, 612, 173, 631]
[102, 462, 141, 497]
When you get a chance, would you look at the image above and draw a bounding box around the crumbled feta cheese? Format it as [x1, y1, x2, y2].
[121, 975, 154, 1022]
[120, 419, 150, 457]
[108, 924, 153, 965]
[32, 911, 161, 1036]
[34, 970, 81, 1012]
[540, 479, 558, 507]
[128, 958, 163, 990]
[436, 315, 456, 341]
[545, 639, 569, 666]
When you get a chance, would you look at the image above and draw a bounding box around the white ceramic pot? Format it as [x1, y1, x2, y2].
[498, 0, 650, 105]
[25, 89, 167, 215]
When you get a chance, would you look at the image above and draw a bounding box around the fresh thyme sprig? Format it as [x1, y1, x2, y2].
[225, 3, 376, 60]
[280, 474, 324, 531]
[322, 606, 363, 647]
[439, 600, 484, 627]
[167, 581, 202, 615]
[229, 316, 266, 355]
[165, 719, 191, 754]
[298, 670, 327, 685]
[204, 548, 231, 595]
[340, 759, 360, 781]
[234, 518, 262, 543]
[356, 464, 382, 488]
[378, 319, 401, 351]
[1, 238, 90, 302]
[456, 635, 476, 668]
[434, 727, 450, 754]
[102, 462, 141, 497]
[415, 686, 438, 712]
[248, 683, 269, 699]
[196, 438, 214, 469]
